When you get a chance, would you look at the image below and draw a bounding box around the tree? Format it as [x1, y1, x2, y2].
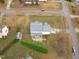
[31, 0, 34, 5]
[36, 0, 39, 5]
[21, 41, 48, 54]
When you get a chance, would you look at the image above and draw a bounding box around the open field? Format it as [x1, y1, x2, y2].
[0, 14, 72, 59]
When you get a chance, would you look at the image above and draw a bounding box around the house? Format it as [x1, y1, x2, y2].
[30, 21, 52, 35]
[0, 26, 9, 38]
[20, 0, 47, 5]
[30, 21, 52, 42]
[42, 22, 52, 35]
[39, 0, 47, 2]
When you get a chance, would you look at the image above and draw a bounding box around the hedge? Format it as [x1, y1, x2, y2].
[21, 41, 48, 54]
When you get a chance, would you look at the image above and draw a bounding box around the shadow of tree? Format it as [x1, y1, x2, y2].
[0, 39, 19, 55]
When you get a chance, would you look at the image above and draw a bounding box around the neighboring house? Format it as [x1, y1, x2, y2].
[39, 0, 47, 2]
[19, 0, 47, 5]
[30, 21, 52, 42]
[0, 26, 9, 38]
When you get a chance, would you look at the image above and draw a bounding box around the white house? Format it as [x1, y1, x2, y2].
[39, 0, 47, 2]
[30, 21, 52, 42]
[0, 26, 9, 38]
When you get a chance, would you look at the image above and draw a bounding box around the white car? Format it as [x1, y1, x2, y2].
[72, 46, 76, 55]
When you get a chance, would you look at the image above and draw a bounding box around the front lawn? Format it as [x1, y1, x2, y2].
[29, 14, 68, 29]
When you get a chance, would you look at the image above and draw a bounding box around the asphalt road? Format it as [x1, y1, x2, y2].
[0, 9, 63, 14]
[0, 0, 13, 24]
[61, 0, 79, 59]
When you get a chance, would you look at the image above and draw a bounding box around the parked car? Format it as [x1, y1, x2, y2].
[41, 9, 45, 11]
[72, 46, 76, 55]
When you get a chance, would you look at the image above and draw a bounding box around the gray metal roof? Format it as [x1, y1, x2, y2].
[30, 21, 43, 33]
[43, 23, 51, 32]
[30, 21, 52, 35]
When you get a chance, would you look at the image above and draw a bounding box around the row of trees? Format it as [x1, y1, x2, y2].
[21, 41, 48, 54]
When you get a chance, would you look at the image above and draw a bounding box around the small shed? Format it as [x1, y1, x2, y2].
[16, 32, 22, 40]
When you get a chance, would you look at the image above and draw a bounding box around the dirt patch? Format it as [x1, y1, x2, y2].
[72, 17, 79, 28]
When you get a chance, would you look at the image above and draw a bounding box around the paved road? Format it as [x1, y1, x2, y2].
[0, 0, 13, 24]
[61, 0, 79, 59]
[0, 9, 63, 14]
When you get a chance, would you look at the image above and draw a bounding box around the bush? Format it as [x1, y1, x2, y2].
[21, 41, 48, 54]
